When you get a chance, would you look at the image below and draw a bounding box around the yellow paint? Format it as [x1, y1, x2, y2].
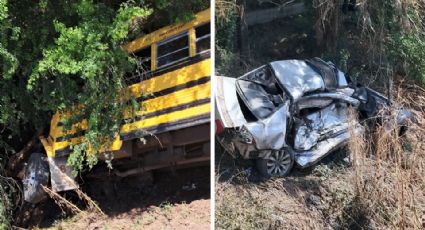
[53, 102, 210, 153]
[121, 103, 210, 134]
[53, 136, 83, 152]
[124, 82, 210, 118]
[98, 135, 123, 153]
[53, 134, 123, 155]
[122, 9, 210, 53]
[128, 59, 210, 98]
[40, 136, 54, 157]
[53, 119, 88, 138]
[52, 59, 210, 138]
[49, 113, 62, 140]
[151, 44, 157, 71]
[189, 28, 196, 57]
[55, 82, 211, 152]
[44, 8, 211, 157]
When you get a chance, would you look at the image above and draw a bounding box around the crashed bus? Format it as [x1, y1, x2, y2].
[24, 9, 211, 203]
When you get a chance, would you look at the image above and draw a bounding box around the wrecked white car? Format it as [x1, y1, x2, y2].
[215, 58, 411, 177]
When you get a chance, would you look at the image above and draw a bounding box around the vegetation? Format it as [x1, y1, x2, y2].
[216, 0, 425, 86]
[0, 0, 208, 228]
[216, 0, 425, 229]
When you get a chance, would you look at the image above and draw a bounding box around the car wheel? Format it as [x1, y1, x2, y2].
[23, 153, 50, 204]
[256, 148, 294, 178]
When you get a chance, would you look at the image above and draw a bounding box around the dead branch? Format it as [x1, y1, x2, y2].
[41, 185, 82, 214]
[75, 189, 105, 216]
[6, 128, 43, 178]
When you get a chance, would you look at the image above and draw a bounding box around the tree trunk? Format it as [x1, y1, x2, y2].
[6, 128, 43, 178]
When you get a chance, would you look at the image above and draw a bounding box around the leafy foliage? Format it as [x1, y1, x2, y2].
[0, 1, 17, 81]
[316, 0, 425, 87]
[388, 3, 425, 85]
[0, 0, 208, 227]
[0, 0, 208, 173]
[215, 0, 242, 76]
[26, 1, 152, 173]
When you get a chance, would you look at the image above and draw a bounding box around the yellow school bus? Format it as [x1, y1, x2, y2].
[24, 9, 211, 203]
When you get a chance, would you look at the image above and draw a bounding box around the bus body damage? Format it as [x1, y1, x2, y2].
[23, 9, 211, 203]
[216, 58, 412, 177]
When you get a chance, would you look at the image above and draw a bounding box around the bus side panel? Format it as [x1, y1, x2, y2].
[121, 58, 211, 139]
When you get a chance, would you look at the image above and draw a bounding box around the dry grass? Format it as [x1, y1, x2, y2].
[312, 0, 342, 53]
[74, 189, 104, 216]
[215, 0, 239, 24]
[215, 82, 425, 229]
[346, 82, 425, 229]
[41, 186, 105, 217]
[215, 177, 325, 229]
[215, 160, 360, 229]
[41, 186, 82, 215]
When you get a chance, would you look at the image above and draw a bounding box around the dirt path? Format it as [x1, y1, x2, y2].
[28, 166, 210, 230]
[42, 199, 210, 230]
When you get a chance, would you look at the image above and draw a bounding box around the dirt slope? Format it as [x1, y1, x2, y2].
[42, 199, 210, 230]
[215, 149, 352, 229]
[27, 166, 210, 230]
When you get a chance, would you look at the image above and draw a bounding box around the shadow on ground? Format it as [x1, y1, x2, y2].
[16, 165, 210, 228]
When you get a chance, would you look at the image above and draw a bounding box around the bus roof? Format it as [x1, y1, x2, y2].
[123, 8, 210, 53]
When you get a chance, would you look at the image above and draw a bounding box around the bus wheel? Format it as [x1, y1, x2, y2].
[23, 153, 50, 204]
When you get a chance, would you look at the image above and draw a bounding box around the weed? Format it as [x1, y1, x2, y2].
[345, 83, 425, 228]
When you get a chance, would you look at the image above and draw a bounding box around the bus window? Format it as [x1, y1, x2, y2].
[157, 32, 190, 68]
[133, 46, 152, 72]
[195, 23, 210, 54]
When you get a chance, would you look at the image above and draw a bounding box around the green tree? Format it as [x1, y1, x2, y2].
[0, 0, 208, 226]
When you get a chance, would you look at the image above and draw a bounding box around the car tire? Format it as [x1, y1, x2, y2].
[23, 153, 50, 204]
[256, 148, 294, 178]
